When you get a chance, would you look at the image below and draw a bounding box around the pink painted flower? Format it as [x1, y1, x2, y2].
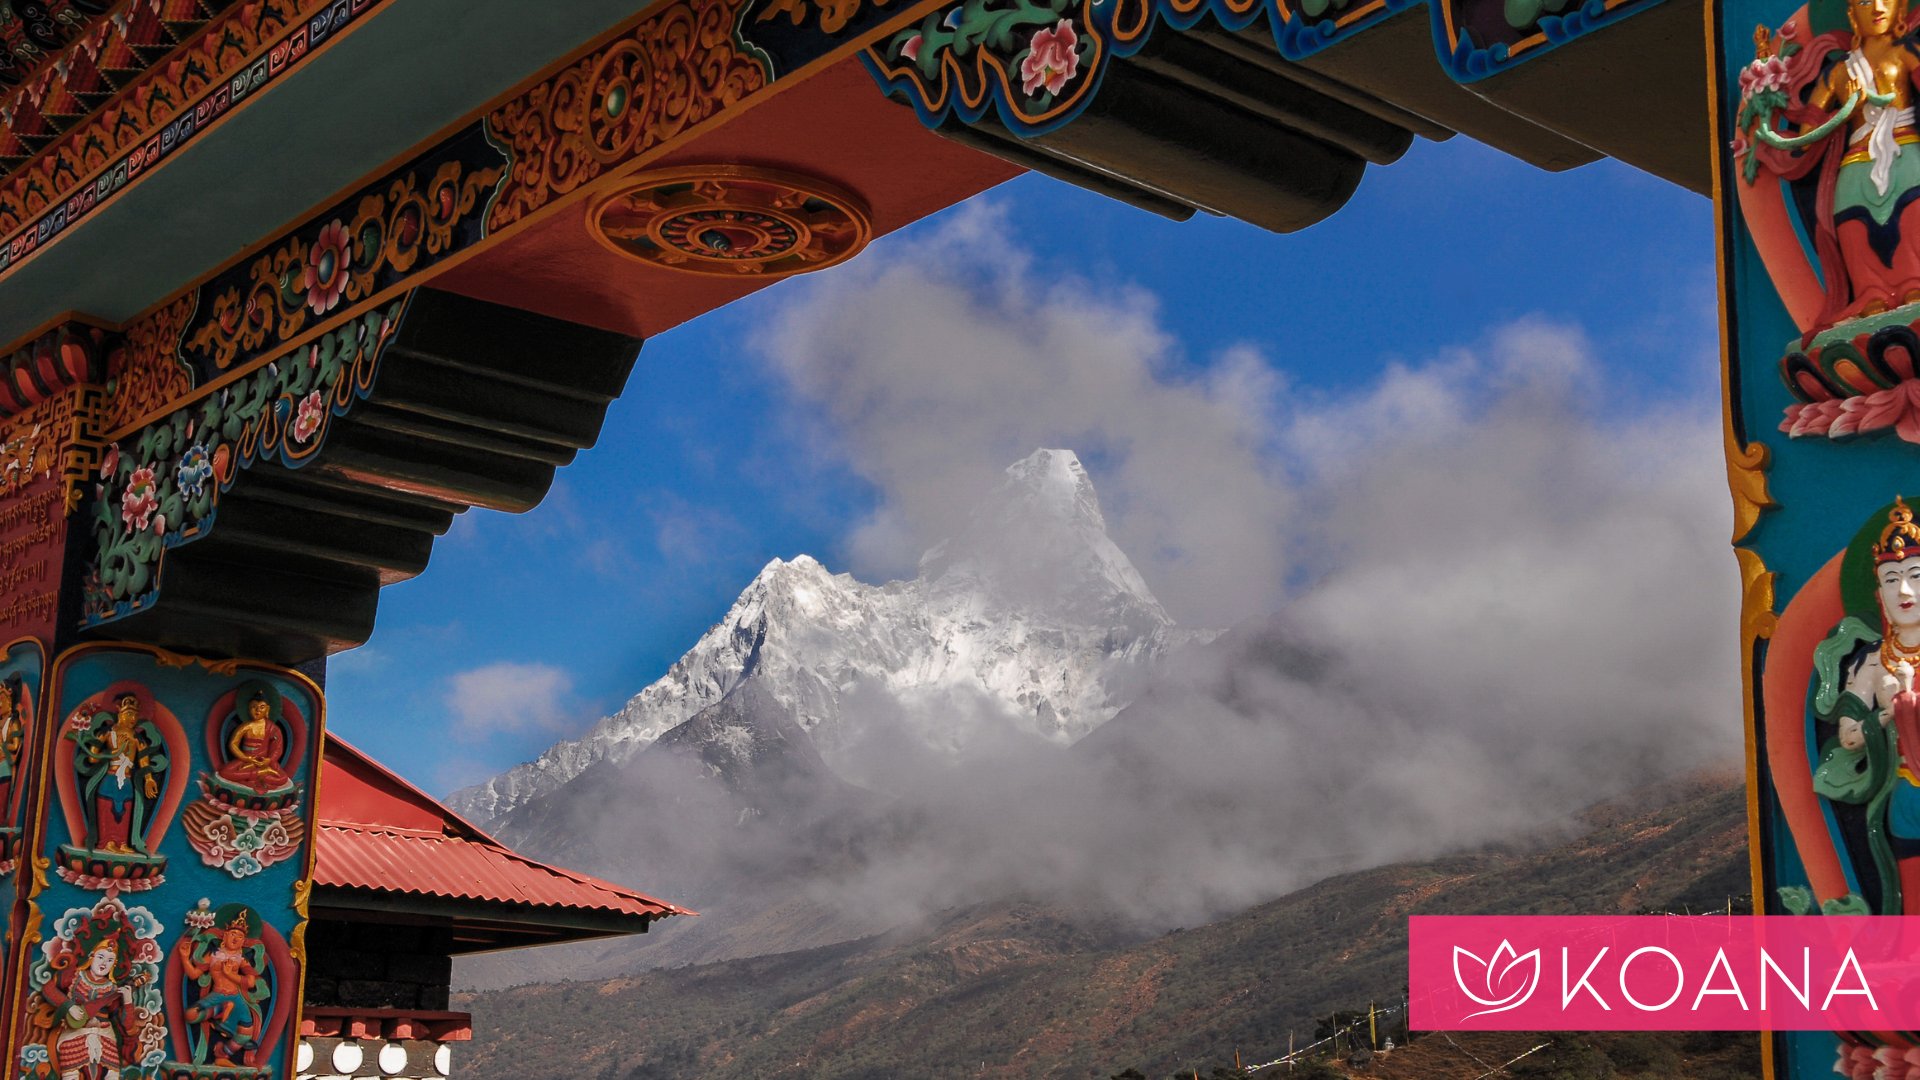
[901, 33, 923, 61]
[98, 441, 118, 480]
[120, 465, 157, 532]
[152, 512, 166, 538]
[303, 220, 352, 315]
[1021, 20, 1078, 97]
[1738, 55, 1789, 97]
[291, 390, 325, 443]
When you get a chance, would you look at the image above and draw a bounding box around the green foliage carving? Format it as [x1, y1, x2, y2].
[82, 300, 409, 626]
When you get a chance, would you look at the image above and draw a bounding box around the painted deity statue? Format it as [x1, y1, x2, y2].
[1738, 0, 1920, 334]
[183, 682, 303, 878]
[1804, 497, 1920, 912]
[68, 694, 168, 856]
[213, 693, 289, 795]
[173, 903, 270, 1071]
[0, 675, 27, 827]
[43, 940, 137, 1080]
[19, 896, 165, 1080]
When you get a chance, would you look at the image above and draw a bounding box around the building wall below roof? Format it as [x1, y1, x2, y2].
[299, 1035, 457, 1080]
[307, 920, 454, 1012]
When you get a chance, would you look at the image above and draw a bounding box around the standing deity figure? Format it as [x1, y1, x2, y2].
[69, 694, 167, 856]
[173, 902, 270, 1070]
[1738, 0, 1920, 333]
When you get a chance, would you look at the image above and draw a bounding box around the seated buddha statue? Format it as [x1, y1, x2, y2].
[214, 692, 291, 795]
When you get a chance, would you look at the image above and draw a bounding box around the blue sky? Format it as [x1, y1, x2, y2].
[324, 133, 1715, 795]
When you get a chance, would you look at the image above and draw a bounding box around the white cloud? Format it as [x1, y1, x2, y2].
[733, 203, 1740, 929]
[755, 201, 1295, 627]
[444, 661, 578, 736]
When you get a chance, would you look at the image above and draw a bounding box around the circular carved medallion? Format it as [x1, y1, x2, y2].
[589, 166, 872, 277]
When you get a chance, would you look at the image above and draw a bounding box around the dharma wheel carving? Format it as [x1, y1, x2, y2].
[588, 166, 872, 276]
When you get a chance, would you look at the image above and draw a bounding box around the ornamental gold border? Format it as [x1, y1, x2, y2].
[0, 636, 51, 1078]
[1704, 0, 1773, 546]
[1705, 1, 1774, 1073]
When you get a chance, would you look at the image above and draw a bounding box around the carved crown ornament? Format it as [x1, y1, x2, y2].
[587, 166, 872, 277]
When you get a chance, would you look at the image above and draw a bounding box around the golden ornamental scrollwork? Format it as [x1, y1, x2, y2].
[182, 159, 500, 377]
[149, 647, 241, 676]
[484, 0, 772, 232]
[754, 0, 900, 34]
[1736, 546, 1778, 648]
[60, 387, 108, 516]
[0, 384, 107, 514]
[105, 298, 196, 436]
[290, 877, 313, 963]
[1726, 434, 1774, 546]
[590, 166, 872, 276]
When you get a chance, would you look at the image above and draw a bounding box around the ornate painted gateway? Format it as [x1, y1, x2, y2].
[0, 0, 1850, 1075]
[1711, 0, 1920, 1074]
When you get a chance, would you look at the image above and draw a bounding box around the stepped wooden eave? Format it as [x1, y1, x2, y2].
[0, 0, 1708, 667]
[0, 0, 1703, 348]
[314, 734, 689, 954]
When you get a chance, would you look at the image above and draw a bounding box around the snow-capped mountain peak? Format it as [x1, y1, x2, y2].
[920, 449, 1166, 627]
[448, 449, 1212, 824]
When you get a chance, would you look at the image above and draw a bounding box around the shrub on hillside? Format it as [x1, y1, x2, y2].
[1511, 1033, 1614, 1080]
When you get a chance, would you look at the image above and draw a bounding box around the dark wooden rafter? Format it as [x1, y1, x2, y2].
[873, 0, 1710, 215]
[925, 27, 1431, 233]
[1245, 15, 1602, 174]
[92, 290, 642, 663]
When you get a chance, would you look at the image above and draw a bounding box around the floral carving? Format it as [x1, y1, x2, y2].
[868, 0, 1105, 136]
[177, 156, 496, 378]
[119, 465, 158, 533]
[289, 391, 324, 443]
[83, 300, 408, 626]
[1020, 19, 1079, 95]
[302, 222, 353, 315]
[484, 0, 772, 232]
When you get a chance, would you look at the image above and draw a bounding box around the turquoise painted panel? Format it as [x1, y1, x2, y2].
[2, 646, 323, 1080]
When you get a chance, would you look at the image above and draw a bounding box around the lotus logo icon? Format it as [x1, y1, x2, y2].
[1453, 940, 1541, 1019]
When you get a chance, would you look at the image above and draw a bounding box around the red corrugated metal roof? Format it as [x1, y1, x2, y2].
[313, 822, 684, 919]
[313, 736, 689, 923]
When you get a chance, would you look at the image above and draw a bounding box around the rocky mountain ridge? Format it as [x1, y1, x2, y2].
[450, 448, 1213, 823]
[459, 775, 1752, 1080]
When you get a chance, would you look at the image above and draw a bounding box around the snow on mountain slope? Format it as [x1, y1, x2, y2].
[449, 449, 1214, 824]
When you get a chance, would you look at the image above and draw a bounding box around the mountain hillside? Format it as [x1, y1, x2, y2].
[459, 774, 1750, 1080]
[450, 449, 1211, 824]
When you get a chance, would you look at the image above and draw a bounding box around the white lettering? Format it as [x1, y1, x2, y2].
[1561, 948, 1610, 1010]
[1619, 947, 1685, 1012]
[1690, 948, 1749, 1011]
[1822, 948, 1880, 1012]
[1759, 947, 1810, 1010]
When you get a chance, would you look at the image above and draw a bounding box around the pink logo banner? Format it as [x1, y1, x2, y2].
[1410, 916, 1920, 1031]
